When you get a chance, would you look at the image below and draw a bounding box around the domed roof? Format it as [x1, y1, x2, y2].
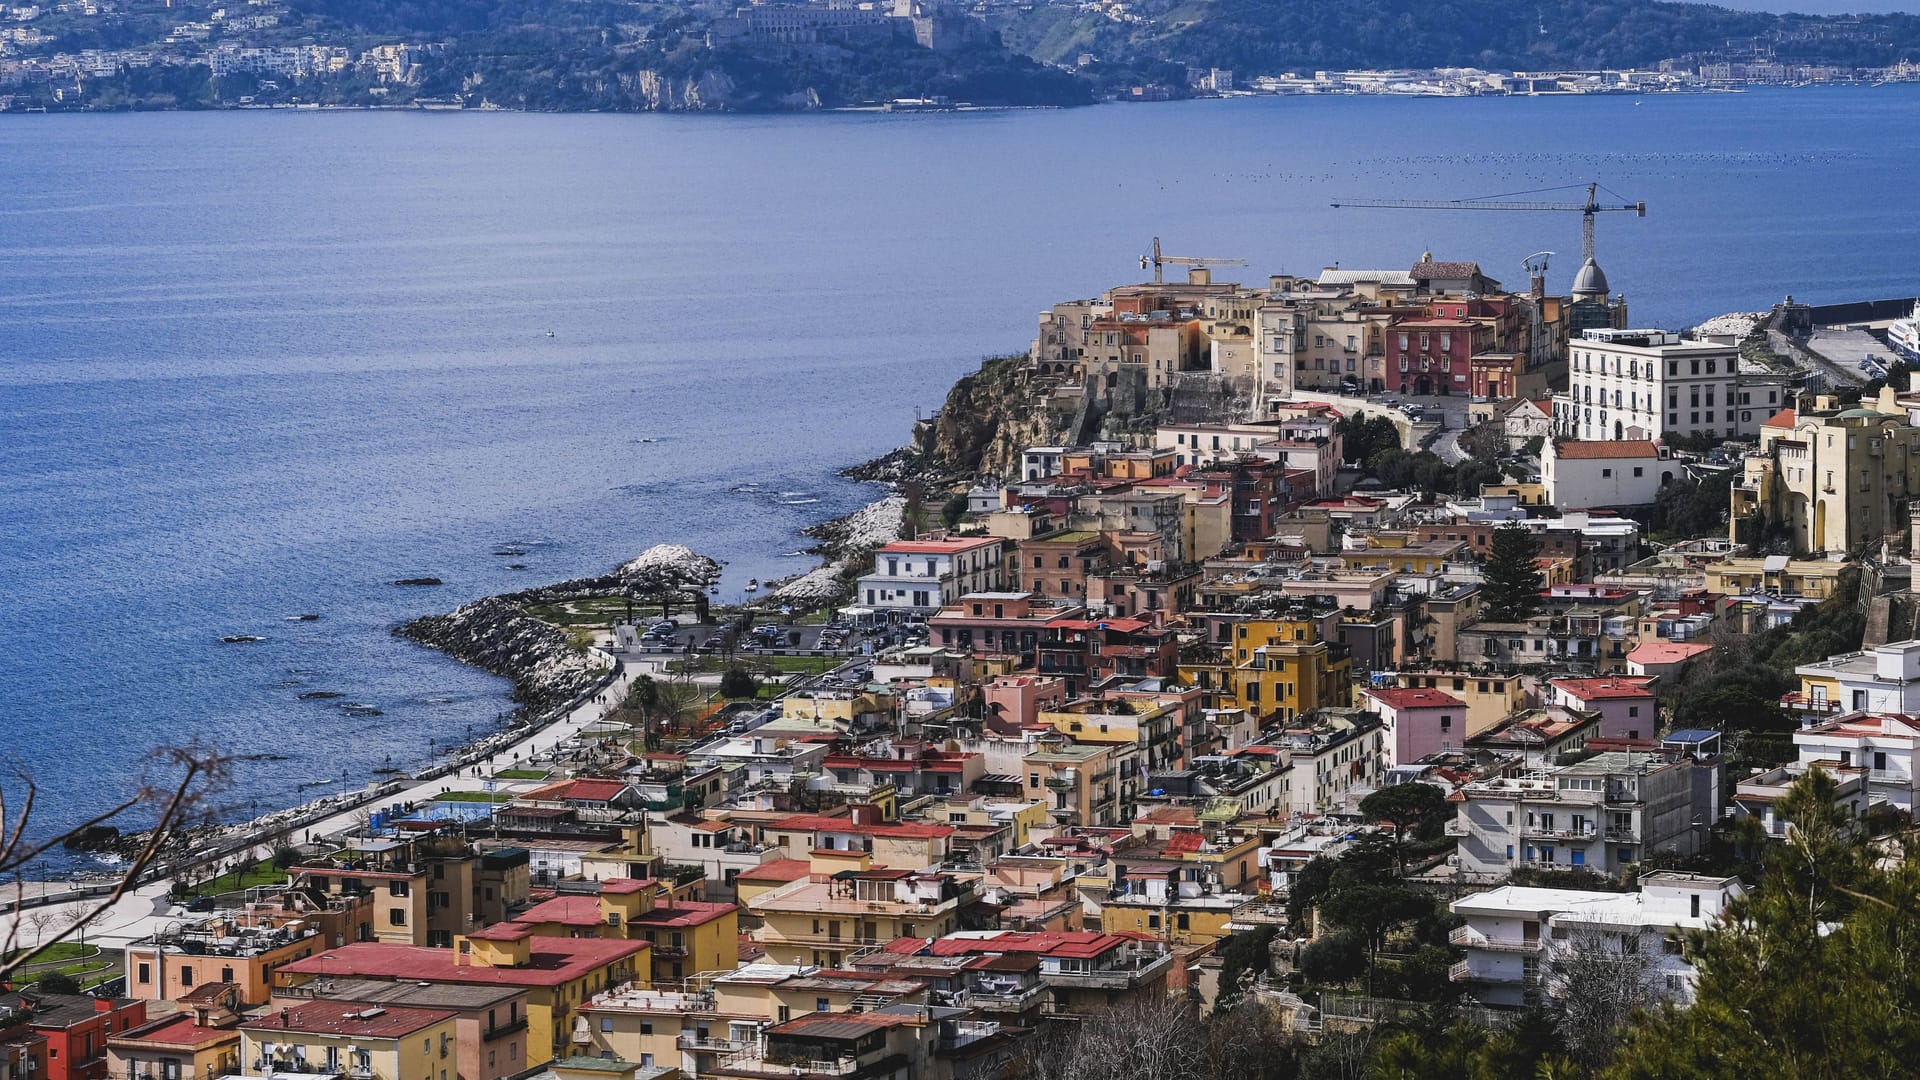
[1571, 257, 1610, 298]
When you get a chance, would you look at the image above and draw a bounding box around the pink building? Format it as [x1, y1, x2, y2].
[1547, 676, 1658, 740]
[983, 675, 1069, 731]
[1360, 686, 1467, 766]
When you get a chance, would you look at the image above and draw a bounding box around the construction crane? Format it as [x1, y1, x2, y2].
[1329, 182, 1644, 270]
[1141, 237, 1247, 285]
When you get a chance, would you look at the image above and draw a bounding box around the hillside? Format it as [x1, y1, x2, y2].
[997, 0, 1920, 76]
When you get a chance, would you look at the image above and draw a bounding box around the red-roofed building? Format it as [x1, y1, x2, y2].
[857, 535, 1007, 617]
[1544, 439, 1672, 509]
[1360, 685, 1468, 766]
[761, 812, 955, 870]
[107, 987, 241, 1080]
[878, 931, 1173, 1016]
[1627, 641, 1714, 680]
[1548, 676, 1658, 741]
[239, 1000, 459, 1080]
[272, 935, 647, 1067]
[25, 994, 147, 1080]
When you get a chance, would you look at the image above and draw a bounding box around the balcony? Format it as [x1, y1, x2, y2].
[677, 1033, 748, 1054]
[1449, 925, 1541, 953]
[1044, 777, 1075, 792]
[651, 943, 689, 959]
[1604, 827, 1637, 842]
[483, 1016, 529, 1040]
[969, 981, 1049, 1010]
[1443, 819, 1469, 837]
[1042, 949, 1176, 989]
[1449, 959, 1472, 982]
[1519, 824, 1596, 841]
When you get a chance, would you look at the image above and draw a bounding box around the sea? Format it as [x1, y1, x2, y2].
[4, 87, 1918, 865]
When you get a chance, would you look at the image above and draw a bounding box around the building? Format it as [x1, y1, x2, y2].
[745, 857, 975, 968]
[1542, 440, 1672, 509]
[1732, 393, 1920, 555]
[238, 1001, 460, 1080]
[1447, 752, 1705, 880]
[271, 979, 530, 1080]
[1562, 329, 1777, 442]
[1546, 676, 1658, 741]
[272, 934, 648, 1066]
[1786, 711, 1920, 812]
[1789, 639, 1920, 719]
[124, 906, 335, 1007]
[107, 986, 241, 1080]
[1389, 669, 1529, 736]
[24, 995, 146, 1080]
[1359, 686, 1467, 767]
[855, 536, 1006, 618]
[1448, 872, 1744, 1007]
[874, 931, 1174, 1017]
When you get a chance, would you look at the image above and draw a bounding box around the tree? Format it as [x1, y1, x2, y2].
[1212, 925, 1278, 1013]
[0, 744, 231, 986]
[1338, 413, 1402, 465]
[1481, 524, 1544, 622]
[32, 972, 80, 995]
[719, 667, 759, 699]
[1546, 929, 1666, 1069]
[1602, 769, 1907, 1080]
[940, 492, 969, 530]
[1359, 783, 1450, 871]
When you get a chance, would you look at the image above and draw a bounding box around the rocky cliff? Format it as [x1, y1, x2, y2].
[914, 354, 1081, 482]
[624, 69, 746, 111]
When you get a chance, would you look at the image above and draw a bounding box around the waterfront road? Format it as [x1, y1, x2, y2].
[0, 652, 638, 955]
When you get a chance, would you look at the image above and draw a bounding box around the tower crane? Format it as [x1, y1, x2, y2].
[1329, 182, 1644, 287]
[1141, 237, 1247, 285]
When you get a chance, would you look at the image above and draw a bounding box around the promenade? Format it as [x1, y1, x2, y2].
[0, 653, 639, 955]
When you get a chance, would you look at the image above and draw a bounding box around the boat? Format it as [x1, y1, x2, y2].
[744, 579, 760, 592]
[1888, 301, 1920, 363]
[220, 635, 263, 643]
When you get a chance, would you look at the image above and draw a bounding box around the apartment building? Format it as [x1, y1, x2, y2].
[855, 536, 1007, 617]
[1546, 676, 1658, 741]
[1562, 329, 1780, 442]
[1449, 872, 1744, 1007]
[107, 987, 241, 1080]
[273, 933, 648, 1066]
[1448, 752, 1703, 880]
[746, 859, 975, 969]
[238, 1001, 461, 1080]
[271, 979, 530, 1080]
[22, 995, 146, 1080]
[1789, 639, 1920, 718]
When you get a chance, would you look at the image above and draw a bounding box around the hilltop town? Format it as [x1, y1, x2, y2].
[8, 244, 1920, 1077]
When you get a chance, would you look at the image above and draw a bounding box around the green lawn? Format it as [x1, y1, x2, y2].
[191, 858, 285, 897]
[437, 791, 513, 803]
[5, 942, 95, 966]
[493, 768, 548, 780]
[25, 954, 118, 990]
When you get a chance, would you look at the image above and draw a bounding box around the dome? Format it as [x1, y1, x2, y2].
[1571, 257, 1610, 297]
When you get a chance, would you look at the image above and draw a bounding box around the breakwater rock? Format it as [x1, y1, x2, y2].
[397, 595, 610, 719]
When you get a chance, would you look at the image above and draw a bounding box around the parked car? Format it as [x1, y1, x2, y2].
[185, 895, 215, 912]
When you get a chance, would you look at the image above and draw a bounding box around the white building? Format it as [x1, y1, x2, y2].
[1449, 871, 1744, 1007]
[1790, 710, 1920, 811]
[1792, 639, 1920, 716]
[855, 535, 1006, 617]
[1543, 440, 1674, 508]
[1447, 752, 1704, 880]
[1562, 329, 1785, 443]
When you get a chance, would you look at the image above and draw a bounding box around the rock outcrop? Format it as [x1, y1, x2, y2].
[624, 69, 742, 111]
[397, 595, 610, 719]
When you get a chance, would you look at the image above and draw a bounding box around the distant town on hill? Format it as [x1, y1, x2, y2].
[6, 0, 1920, 111]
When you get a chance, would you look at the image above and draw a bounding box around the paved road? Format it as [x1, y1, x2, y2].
[1, 653, 638, 954]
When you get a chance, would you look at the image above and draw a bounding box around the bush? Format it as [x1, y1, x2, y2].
[719, 667, 759, 699]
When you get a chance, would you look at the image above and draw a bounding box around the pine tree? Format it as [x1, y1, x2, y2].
[1481, 524, 1544, 622]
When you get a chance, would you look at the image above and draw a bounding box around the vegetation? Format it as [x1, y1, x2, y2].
[719, 666, 760, 699]
[999, 0, 1920, 77]
[1480, 524, 1544, 622]
[1358, 782, 1450, 872]
[1664, 568, 1863, 734]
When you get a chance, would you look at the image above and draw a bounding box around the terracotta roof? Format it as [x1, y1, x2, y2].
[876, 537, 999, 555]
[627, 901, 736, 929]
[514, 895, 602, 927]
[734, 858, 812, 884]
[278, 938, 647, 989]
[1362, 687, 1465, 710]
[242, 1000, 455, 1039]
[111, 1014, 238, 1049]
[769, 814, 954, 840]
[1625, 642, 1714, 666]
[1555, 440, 1659, 460]
[1550, 676, 1657, 701]
[1763, 408, 1797, 428]
[883, 930, 1136, 960]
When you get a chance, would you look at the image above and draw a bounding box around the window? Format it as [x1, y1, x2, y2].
[1633, 467, 1643, 477]
[1601, 468, 1612, 478]
[137, 963, 151, 984]
[390, 881, 410, 897]
[179, 968, 193, 987]
[390, 907, 407, 925]
[1875, 751, 1888, 771]
[600, 1019, 614, 1033]
[816, 998, 830, 1012]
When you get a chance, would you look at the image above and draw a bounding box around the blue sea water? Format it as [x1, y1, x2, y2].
[3, 88, 1918, 859]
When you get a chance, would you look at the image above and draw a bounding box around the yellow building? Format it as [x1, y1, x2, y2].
[746, 854, 970, 968]
[1703, 556, 1850, 601]
[1340, 534, 1466, 576]
[1022, 742, 1127, 828]
[1733, 391, 1920, 555]
[110, 987, 243, 1080]
[1037, 697, 1182, 771]
[240, 1000, 460, 1080]
[273, 933, 647, 1067]
[505, 879, 738, 987]
[1392, 668, 1530, 736]
[1180, 616, 1354, 721]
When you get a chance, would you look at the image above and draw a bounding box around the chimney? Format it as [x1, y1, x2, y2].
[94, 999, 113, 1014]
